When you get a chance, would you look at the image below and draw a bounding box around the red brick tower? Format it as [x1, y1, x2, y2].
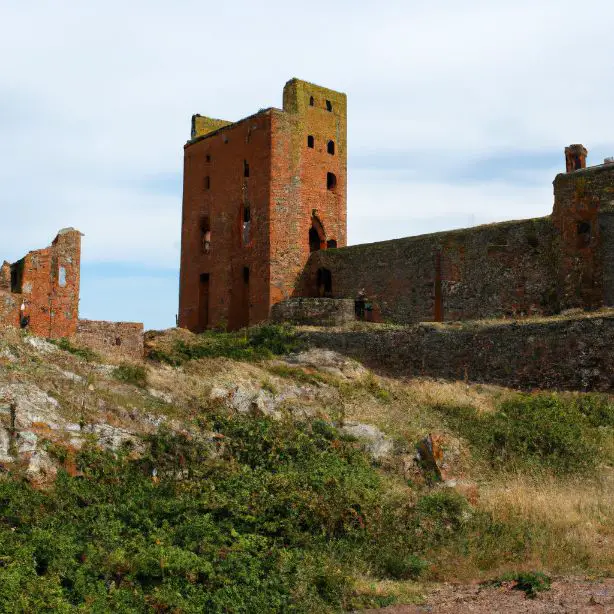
[178, 79, 347, 331]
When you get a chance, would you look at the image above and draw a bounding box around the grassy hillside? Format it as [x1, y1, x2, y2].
[0, 325, 612, 612]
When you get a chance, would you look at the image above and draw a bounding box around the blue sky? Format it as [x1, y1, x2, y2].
[2, 0, 613, 330]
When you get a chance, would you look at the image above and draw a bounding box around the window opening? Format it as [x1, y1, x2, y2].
[201, 216, 211, 254]
[243, 267, 250, 284]
[327, 239, 337, 249]
[317, 268, 332, 297]
[326, 100, 332, 112]
[326, 172, 337, 191]
[244, 160, 250, 177]
[309, 227, 321, 253]
[204, 176, 210, 190]
[309, 96, 314, 106]
[577, 221, 591, 248]
[309, 216, 325, 252]
[58, 266, 66, 287]
[307, 135, 314, 148]
[327, 140, 335, 155]
[205, 154, 211, 162]
[115, 337, 122, 346]
[243, 206, 251, 245]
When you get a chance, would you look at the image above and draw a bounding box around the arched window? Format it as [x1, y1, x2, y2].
[326, 172, 337, 191]
[327, 140, 335, 155]
[309, 216, 326, 252]
[307, 135, 314, 148]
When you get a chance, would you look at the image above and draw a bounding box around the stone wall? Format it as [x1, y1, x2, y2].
[270, 298, 355, 326]
[552, 163, 614, 310]
[302, 312, 614, 392]
[75, 320, 144, 360]
[300, 217, 559, 325]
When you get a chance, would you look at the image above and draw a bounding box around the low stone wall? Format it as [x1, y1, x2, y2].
[75, 319, 144, 360]
[301, 312, 614, 392]
[271, 298, 355, 326]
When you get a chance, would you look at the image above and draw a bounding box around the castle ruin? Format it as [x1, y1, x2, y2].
[179, 79, 614, 330]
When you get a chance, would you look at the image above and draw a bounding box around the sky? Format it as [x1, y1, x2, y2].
[2, 0, 613, 329]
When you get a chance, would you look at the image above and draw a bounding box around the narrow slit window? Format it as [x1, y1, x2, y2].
[244, 160, 250, 177]
[307, 135, 314, 148]
[327, 140, 335, 155]
[326, 100, 332, 112]
[205, 154, 211, 162]
[204, 176, 210, 190]
[243, 267, 250, 284]
[326, 172, 337, 191]
[243, 206, 251, 245]
[201, 216, 211, 254]
[309, 96, 315, 106]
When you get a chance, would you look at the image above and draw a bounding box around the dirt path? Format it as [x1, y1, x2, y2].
[361, 578, 614, 613]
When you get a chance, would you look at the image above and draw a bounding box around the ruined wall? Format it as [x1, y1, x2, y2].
[75, 320, 144, 360]
[303, 312, 614, 392]
[301, 217, 559, 324]
[0, 291, 20, 330]
[271, 298, 354, 326]
[0, 229, 81, 338]
[178, 112, 273, 332]
[552, 163, 614, 310]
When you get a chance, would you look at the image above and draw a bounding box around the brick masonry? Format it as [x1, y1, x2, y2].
[0, 228, 82, 338]
[0, 230, 145, 360]
[270, 298, 355, 326]
[178, 79, 614, 331]
[178, 79, 346, 332]
[75, 320, 144, 360]
[302, 312, 614, 392]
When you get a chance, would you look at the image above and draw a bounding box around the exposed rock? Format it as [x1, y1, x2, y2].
[25, 336, 57, 354]
[283, 348, 367, 380]
[147, 388, 173, 404]
[339, 421, 393, 460]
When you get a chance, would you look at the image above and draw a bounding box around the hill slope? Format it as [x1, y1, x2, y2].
[0, 325, 613, 612]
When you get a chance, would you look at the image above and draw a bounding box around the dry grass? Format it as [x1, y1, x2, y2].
[477, 474, 614, 575]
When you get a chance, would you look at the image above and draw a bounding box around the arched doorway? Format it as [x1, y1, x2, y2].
[309, 216, 326, 252]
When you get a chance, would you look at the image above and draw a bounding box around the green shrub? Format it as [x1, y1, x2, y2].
[113, 363, 148, 387]
[490, 571, 551, 598]
[149, 325, 304, 366]
[50, 337, 99, 362]
[438, 393, 603, 473]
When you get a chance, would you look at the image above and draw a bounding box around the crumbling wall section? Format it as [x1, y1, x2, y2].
[0, 229, 82, 338]
[302, 312, 614, 392]
[75, 320, 144, 360]
[300, 217, 559, 324]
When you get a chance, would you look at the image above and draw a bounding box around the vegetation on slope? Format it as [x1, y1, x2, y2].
[1, 326, 613, 612]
